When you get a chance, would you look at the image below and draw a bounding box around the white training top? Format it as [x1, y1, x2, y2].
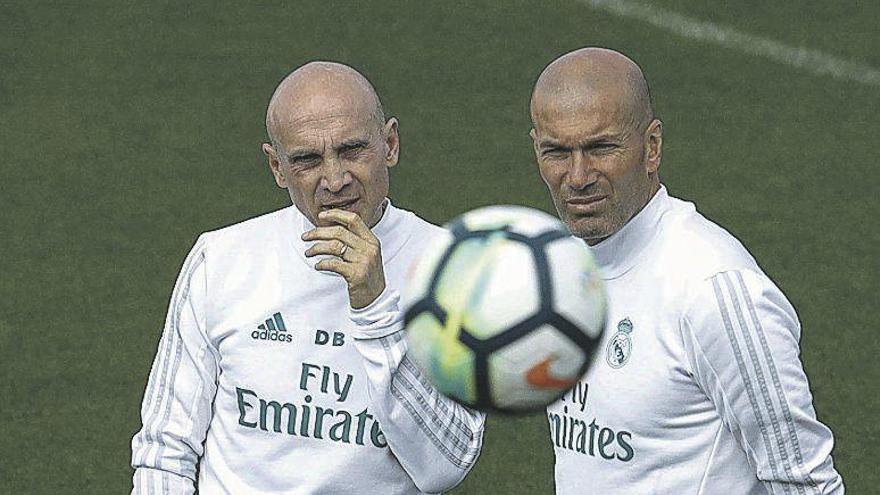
[131, 202, 485, 495]
[548, 186, 844, 494]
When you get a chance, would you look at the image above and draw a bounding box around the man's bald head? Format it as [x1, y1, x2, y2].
[530, 48, 653, 134]
[266, 61, 386, 152]
[261, 61, 400, 230]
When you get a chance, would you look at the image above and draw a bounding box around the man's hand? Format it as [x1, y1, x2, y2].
[302, 209, 386, 309]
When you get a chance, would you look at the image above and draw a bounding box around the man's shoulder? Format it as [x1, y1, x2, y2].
[656, 197, 795, 336]
[657, 196, 762, 283]
[382, 204, 449, 267]
[200, 206, 293, 253]
[390, 204, 447, 239]
[659, 196, 796, 318]
[404, 209, 446, 236]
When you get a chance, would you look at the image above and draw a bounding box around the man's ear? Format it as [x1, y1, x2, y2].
[644, 119, 662, 175]
[529, 128, 540, 157]
[383, 118, 400, 168]
[262, 142, 287, 188]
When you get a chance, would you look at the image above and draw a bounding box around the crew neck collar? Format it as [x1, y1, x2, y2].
[589, 185, 670, 280]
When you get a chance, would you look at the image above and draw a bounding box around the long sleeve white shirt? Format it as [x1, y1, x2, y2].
[131, 202, 484, 494]
[548, 186, 843, 494]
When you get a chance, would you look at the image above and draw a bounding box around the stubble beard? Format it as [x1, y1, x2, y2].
[556, 195, 626, 245]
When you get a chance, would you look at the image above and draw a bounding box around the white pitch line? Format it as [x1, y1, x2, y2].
[580, 0, 880, 87]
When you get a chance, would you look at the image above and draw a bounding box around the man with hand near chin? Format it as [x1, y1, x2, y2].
[131, 61, 484, 494]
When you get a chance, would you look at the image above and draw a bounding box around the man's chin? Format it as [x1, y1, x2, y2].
[564, 216, 611, 243]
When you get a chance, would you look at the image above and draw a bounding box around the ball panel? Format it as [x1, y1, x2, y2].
[406, 312, 478, 405]
[488, 324, 586, 410]
[434, 237, 540, 341]
[546, 238, 607, 341]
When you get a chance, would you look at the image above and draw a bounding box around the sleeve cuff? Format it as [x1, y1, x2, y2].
[132, 467, 195, 495]
[349, 286, 404, 339]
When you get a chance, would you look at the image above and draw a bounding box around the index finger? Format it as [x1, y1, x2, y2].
[318, 209, 374, 241]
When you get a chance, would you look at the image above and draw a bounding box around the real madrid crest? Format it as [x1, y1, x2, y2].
[606, 318, 634, 369]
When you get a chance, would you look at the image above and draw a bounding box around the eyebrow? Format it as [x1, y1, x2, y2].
[539, 133, 622, 149]
[286, 149, 321, 161]
[538, 138, 566, 149]
[284, 136, 372, 162]
[336, 138, 370, 150]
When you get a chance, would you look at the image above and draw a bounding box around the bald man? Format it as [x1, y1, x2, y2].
[530, 48, 843, 494]
[131, 62, 484, 494]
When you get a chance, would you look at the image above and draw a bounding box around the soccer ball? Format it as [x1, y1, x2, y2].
[403, 205, 607, 412]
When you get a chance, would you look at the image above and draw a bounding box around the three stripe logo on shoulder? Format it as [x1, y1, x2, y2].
[251, 312, 293, 343]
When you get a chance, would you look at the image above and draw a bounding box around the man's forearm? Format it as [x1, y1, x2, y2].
[351, 287, 485, 493]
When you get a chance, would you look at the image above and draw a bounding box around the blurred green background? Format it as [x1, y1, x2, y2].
[1, 0, 876, 492]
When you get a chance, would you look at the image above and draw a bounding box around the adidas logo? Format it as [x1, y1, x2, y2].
[251, 312, 293, 343]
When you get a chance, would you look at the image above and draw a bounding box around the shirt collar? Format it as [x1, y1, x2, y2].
[590, 185, 670, 279]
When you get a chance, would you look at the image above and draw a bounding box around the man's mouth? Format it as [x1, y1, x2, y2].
[320, 198, 359, 211]
[565, 195, 606, 214]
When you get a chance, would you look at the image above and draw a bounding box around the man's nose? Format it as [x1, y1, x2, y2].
[568, 151, 597, 191]
[320, 157, 352, 193]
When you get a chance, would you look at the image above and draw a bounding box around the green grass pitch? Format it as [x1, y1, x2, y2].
[1, 1, 876, 492]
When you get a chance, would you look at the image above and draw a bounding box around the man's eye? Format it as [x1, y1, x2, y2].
[292, 155, 320, 166]
[340, 144, 366, 159]
[591, 143, 618, 154]
[542, 149, 569, 159]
